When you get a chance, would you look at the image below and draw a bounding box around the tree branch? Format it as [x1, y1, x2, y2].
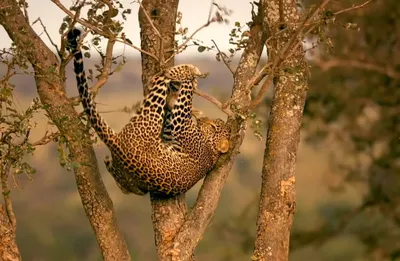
[211, 39, 235, 75]
[167, 5, 267, 260]
[313, 57, 400, 79]
[194, 89, 234, 116]
[137, 1, 190, 260]
[0, 205, 21, 261]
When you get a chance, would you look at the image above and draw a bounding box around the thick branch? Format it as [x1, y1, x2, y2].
[0, 1, 130, 260]
[139, 0, 179, 94]
[137, 1, 189, 260]
[168, 5, 267, 260]
[252, 0, 308, 260]
[0, 205, 21, 261]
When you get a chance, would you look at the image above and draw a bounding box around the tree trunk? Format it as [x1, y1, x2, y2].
[137, 0, 191, 260]
[252, 0, 308, 260]
[0, 1, 131, 260]
[0, 205, 21, 261]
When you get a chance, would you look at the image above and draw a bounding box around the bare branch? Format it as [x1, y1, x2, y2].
[33, 17, 62, 58]
[334, 0, 374, 15]
[248, 76, 273, 109]
[211, 39, 235, 75]
[32, 131, 60, 146]
[91, 38, 116, 94]
[164, 3, 224, 65]
[313, 57, 400, 79]
[194, 89, 234, 116]
[164, 21, 213, 65]
[291, 200, 375, 250]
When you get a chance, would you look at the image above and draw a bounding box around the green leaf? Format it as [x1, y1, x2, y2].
[197, 46, 206, 52]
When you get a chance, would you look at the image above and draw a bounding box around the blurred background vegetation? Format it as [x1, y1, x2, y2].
[1, 0, 399, 260]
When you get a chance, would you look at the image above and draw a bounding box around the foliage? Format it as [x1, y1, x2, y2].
[293, 0, 400, 259]
[0, 55, 40, 186]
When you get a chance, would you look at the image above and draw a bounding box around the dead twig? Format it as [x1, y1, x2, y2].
[164, 2, 222, 65]
[32, 131, 60, 146]
[334, 0, 374, 15]
[211, 39, 235, 75]
[194, 89, 234, 116]
[33, 18, 62, 58]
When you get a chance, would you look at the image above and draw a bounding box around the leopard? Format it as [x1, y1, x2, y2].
[67, 28, 230, 197]
[162, 78, 230, 164]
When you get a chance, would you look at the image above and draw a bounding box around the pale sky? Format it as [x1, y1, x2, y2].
[0, 0, 252, 57]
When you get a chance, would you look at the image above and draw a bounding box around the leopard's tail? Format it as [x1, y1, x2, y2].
[67, 28, 117, 147]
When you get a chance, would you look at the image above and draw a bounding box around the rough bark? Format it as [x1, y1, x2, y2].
[139, 0, 179, 93]
[137, 0, 189, 260]
[0, 205, 21, 261]
[0, 1, 131, 260]
[167, 7, 267, 260]
[252, 0, 308, 260]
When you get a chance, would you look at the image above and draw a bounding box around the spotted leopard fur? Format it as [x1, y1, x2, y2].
[162, 79, 230, 166]
[67, 28, 229, 196]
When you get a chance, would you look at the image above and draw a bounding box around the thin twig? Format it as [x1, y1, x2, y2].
[211, 40, 235, 75]
[164, 21, 213, 65]
[313, 57, 400, 79]
[194, 89, 234, 116]
[334, 0, 374, 15]
[33, 18, 62, 58]
[32, 131, 60, 146]
[90, 2, 117, 94]
[51, 0, 159, 61]
[281, 0, 332, 59]
[164, 1, 222, 65]
[248, 0, 332, 109]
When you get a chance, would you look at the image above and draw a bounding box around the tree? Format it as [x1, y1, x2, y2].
[0, 0, 372, 260]
[291, 0, 400, 260]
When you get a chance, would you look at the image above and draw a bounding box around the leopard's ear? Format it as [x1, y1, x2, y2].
[168, 80, 181, 92]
